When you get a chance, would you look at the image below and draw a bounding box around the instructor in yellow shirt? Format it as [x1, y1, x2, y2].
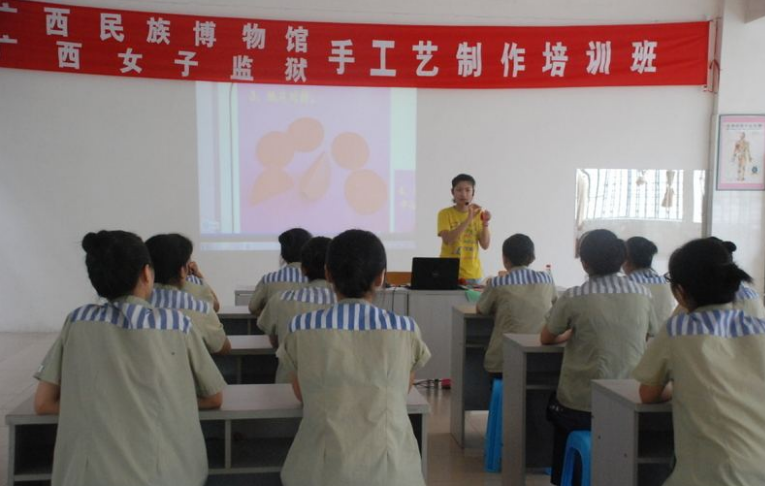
[437, 174, 491, 284]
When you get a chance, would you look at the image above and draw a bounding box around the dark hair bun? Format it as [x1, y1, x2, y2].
[82, 231, 104, 254]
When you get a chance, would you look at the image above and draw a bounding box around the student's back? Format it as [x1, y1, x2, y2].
[550, 274, 656, 410]
[277, 229, 430, 486]
[34, 231, 225, 486]
[478, 235, 557, 374]
[280, 301, 429, 486]
[626, 269, 676, 324]
[248, 228, 312, 315]
[634, 238, 765, 486]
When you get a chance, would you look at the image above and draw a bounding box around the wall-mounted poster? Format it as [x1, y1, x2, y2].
[717, 115, 765, 191]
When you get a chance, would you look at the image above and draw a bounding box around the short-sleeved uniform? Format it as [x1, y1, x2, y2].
[734, 284, 765, 319]
[258, 280, 336, 383]
[248, 262, 309, 316]
[437, 206, 484, 280]
[547, 274, 659, 412]
[183, 275, 217, 306]
[478, 267, 557, 373]
[627, 268, 677, 324]
[34, 296, 227, 486]
[150, 284, 228, 354]
[277, 299, 431, 486]
[633, 305, 765, 486]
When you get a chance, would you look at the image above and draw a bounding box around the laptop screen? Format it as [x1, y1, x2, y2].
[410, 257, 460, 290]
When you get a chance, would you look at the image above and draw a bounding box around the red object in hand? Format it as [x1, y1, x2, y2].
[480, 211, 489, 222]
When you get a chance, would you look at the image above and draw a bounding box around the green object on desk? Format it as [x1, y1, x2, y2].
[465, 289, 482, 303]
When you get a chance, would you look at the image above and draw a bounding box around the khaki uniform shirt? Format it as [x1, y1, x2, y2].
[633, 304, 765, 486]
[547, 274, 659, 411]
[150, 284, 228, 354]
[627, 269, 677, 325]
[35, 296, 227, 486]
[478, 267, 557, 373]
[277, 299, 431, 486]
[248, 262, 309, 316]
[182, 275, 216, 306]
[258, 280, 335, 383]
[437, 206, 484, 280]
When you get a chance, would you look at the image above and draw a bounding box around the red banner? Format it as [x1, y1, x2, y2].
[0, 1, 710, 89]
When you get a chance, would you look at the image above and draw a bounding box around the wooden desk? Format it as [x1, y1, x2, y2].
[214, 335, 277, 384]
[450, 305, 493, 448]
[502, 334, 564, 486]
[5, 385, 430, 486]
[591, 379, 673, 486]
[217, 305, 259, 335]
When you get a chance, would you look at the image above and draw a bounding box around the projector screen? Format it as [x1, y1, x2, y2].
[196, 82, 417, 251]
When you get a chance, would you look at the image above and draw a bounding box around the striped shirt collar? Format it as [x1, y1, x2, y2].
[150, 284, 210, 313]
[565, 273, 651, 298]
[185, 274, 204, 286]
[262, 262, 309, 284]
[489, 267, 554, 287]
[281, 286, 337, 305]
[666, 304, 765, 338]
[627, 268, 667, 285]
[736, 284, 760, 301]
[289, 300, 415, 333]
[69, 296, 192, 334]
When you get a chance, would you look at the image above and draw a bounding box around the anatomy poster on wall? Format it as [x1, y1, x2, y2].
[717, 115, 765, 191]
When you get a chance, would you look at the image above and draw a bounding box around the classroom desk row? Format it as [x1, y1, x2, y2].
[5, 385, 430, 486]
[450, 306, 674, 486]
[214, 335, 277, 384]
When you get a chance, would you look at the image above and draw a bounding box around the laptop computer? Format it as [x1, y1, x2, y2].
[410, 257, 461, 290]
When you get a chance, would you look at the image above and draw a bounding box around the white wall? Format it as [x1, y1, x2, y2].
[710, 0, 765, 291]
[0, 0, 719, 331]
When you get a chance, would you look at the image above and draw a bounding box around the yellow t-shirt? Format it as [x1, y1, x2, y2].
[437, 206, 484, 280]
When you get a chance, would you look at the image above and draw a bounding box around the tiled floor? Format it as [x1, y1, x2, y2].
[0, 333, 551, 486]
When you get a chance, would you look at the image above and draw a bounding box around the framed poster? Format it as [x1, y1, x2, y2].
[717, 115, 765, 190]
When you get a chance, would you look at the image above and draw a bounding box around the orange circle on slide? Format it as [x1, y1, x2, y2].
[345, 170, 387, 215]
[256, 131, 293, 167]
[331, 132, 369, 170]
[287, 117, 324, 152]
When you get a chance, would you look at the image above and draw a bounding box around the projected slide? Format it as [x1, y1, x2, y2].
[196, 83, 417, 250]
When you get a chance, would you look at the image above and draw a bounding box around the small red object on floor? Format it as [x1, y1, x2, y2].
[441, 378, 451, 389]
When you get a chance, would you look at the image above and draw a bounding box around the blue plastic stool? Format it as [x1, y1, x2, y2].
[484, 378, 503, 472]
[560, 430, 592, 486]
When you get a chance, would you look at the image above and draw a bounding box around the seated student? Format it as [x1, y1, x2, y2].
[277, 229, 431, 486]
[540, 229, 659, 486]
[624, 236, 677, 323]
[248, 227, 313, 316]
[633, 238, 765, 486]
[477, 234, 557, 378]
[183, 260, 221, 312]
[258, 236, 334, 383]
[146, 233, 231, 355]
[34, 230, 226, 486]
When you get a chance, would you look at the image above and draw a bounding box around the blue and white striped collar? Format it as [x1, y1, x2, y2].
[488, 267, 553, 287]
[627, 268, 667, 285]
[185, 274, 204, 286]
[281, 285, 337, 305]
[565, 274, 651, 298]
[666, 305, 765, 338]
[289, 300, 415, 333]
[735, 284, 760, 301]
[262, 263, 309, 284]
[68, 297, 191, 334]
[150, 285, 210, 314]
